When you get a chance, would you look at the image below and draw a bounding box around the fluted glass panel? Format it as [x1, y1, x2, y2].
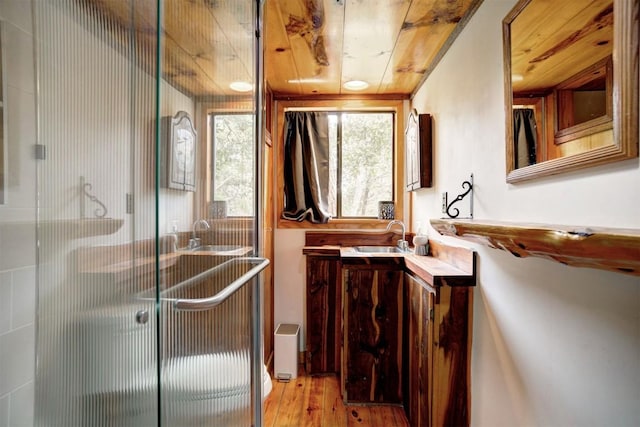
[31, 0, 259, 425]
[158, 0, 259, 425]
[34, 0, 159, 425]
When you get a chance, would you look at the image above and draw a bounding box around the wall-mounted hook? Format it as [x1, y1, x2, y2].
[442, 174, 473, 219]
[80, 176, 108, 218]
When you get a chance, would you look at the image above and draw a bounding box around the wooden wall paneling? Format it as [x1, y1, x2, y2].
[263, 134, 275, 365]
[305, 230, 410, 247]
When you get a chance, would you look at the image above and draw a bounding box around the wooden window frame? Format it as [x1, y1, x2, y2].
[274, 98, 406, 230]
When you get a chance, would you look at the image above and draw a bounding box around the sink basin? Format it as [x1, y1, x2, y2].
[354, 246, 403, 253]
[185, 244, 245, 253]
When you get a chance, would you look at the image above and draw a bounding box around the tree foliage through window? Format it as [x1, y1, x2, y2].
[328, 112, 393, 218]
[212, 114, 255, 216]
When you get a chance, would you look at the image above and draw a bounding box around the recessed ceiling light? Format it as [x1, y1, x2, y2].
[511, 74, 524, 82]
[229, 81, 253, 92]
[343, 80, 369, 91]
[287, 78, 326, 84]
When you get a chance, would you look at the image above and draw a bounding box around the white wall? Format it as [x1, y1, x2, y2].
[411, 0, 640, 425]
[273, 228, 307, 347]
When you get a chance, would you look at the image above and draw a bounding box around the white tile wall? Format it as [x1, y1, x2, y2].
[0, 1, 37, 426]
[4, 85, 37, 210]
[0, 325, 35, 396]
[0, 224, 36, 271]
[10, 267, 35, 329]
[0, 0, 32, 34]
[3, 22, 35, 94]
[8, 382, 34, 427]
[0, 394, 8, 427]
[0, 272, 10, 334]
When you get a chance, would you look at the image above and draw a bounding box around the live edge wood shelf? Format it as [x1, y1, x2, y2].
[303, 230, 476, 427]
[430, 219, 640, 276]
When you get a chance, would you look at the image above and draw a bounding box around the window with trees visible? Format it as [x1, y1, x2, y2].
[211, 113, 254, 216]
[328, 112, 394, 218]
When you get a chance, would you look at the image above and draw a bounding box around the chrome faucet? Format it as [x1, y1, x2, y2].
[188, 219, 211, 249]
[386, 220, 408, 251]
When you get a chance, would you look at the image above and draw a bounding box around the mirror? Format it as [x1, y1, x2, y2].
[503, 0, 638, 183]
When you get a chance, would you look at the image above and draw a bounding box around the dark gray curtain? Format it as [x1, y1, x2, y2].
[282, 111, 331, 223]
[513, 108, 537, 168]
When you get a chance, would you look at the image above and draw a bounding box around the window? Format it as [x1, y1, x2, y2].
[276, 99, 404, 229]
[328, 112, 394, 218]
[210, 113, 254, 216]
[554, 56, 613, 145]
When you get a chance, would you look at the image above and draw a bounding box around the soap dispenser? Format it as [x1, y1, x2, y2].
[413, 223, 429, 256]
[167, 220, 179, 252]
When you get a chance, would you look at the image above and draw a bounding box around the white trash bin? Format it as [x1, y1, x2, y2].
[274, 323, 299, 381]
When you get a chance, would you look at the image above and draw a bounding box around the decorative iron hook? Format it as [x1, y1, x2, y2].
[80, 176, 108, 218]
[443, 174, 474, 219]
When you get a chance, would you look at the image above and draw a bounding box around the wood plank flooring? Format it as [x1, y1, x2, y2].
[264, 369, 410, 427]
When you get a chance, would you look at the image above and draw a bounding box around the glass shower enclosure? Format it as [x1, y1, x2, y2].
[1, 0, 265, 425]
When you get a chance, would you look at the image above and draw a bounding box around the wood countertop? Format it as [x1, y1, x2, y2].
[403, 253, 475, 287]
[78, 253, 180, 275]
[77, 245, 254, 285]
[304, 239, 476, 288]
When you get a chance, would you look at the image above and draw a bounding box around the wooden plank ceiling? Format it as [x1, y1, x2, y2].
[265, 0, 481, 97]
[78, 0, 255, 99]
[79, 0, 483, 99]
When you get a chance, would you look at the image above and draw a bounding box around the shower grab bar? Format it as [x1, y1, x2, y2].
[171, 257, 269, 311]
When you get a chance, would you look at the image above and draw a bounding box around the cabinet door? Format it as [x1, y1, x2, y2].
[404, 273, 435, 427]
[305, 255, 341, 374]
[405, 113, 432, 191]
[432, 286, 473, 427]
[343, 268, 403, 403]
[405, 111, 419, 190]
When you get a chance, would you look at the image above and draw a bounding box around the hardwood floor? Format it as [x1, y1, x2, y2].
[263, 369, 410, 427]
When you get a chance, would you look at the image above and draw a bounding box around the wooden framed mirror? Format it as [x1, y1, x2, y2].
[503, 0, 638, 183]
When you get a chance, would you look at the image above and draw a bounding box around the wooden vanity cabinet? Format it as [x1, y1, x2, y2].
[304, 236, 475, 426]
[403, 271, 473, 427]
[342, 265, 404, 404]
[305, 253, 341, 374]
